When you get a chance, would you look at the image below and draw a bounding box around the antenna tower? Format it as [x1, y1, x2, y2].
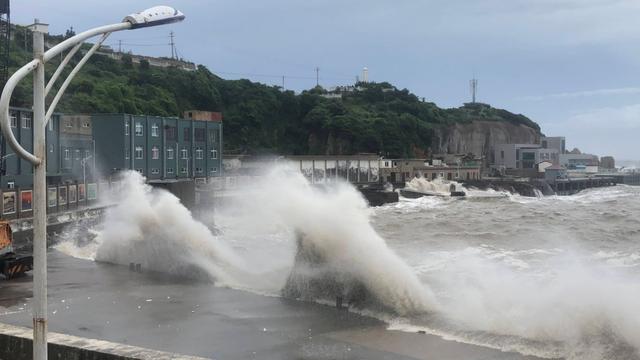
[470, 78, 478, 103]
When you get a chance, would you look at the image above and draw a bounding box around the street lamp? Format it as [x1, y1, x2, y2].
[0, 6, 184, 360]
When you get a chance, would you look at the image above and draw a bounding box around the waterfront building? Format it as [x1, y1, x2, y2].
[379, 158, 481, 183]
[600, 156, 615, 169]
[559, 153, 598, 169]
[91, 111, 223, 183]
[541, 136, 566, 154]
[493, 143, 559, 170]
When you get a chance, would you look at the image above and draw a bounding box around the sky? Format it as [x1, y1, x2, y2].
[12, 0, 640, 160]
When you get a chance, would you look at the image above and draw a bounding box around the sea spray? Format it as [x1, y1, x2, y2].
[93, 171, 244, 285]
[232, 165, 439, 315]
[404, 176, 463, 194]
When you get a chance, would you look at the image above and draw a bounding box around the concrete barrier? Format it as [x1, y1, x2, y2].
[0, 322, 208, 360]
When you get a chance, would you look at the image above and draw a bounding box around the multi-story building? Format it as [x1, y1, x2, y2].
[493, 143, 559, 169]
[91, 111, 223, 182]
[541, 136, 566, 154]
[379, 159, 481, 183]
[600, 156, 615, 169]
[559, 153, 598, 169]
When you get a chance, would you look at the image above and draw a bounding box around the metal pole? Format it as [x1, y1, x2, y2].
[32, 20, 48, 360]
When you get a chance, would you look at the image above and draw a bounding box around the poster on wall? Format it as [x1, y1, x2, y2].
[48, 187, 57, 207]
[78, 184, 86, 202]
[20, 190, 32, 212]
[58, 186, 67, 206]
[69, 185, 77, 203]
[2, 192, 16, 214]
[87, 183, 97, 201]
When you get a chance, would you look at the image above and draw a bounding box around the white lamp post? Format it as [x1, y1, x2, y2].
[0, 6, 185, 360]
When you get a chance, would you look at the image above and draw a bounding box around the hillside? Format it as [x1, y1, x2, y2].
[7, 26, 541, 158]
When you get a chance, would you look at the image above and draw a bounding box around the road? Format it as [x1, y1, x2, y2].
[0, 251, 543, 360]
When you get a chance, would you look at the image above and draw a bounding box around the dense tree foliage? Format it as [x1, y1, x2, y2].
[7, 26, 540, 158]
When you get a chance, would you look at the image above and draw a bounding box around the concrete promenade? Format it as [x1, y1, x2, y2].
[0, 251, 544, 360]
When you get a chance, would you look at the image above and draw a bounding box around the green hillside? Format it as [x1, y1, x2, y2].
[7, 26, 540, 158]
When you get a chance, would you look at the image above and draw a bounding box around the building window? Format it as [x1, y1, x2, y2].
[22, 114, 32, 129]
[135, 146, 143, 159]
[195, 167, 203, 174]
[210, 167, 218, 174]
[500, 150, 504, 159]
[210, 149, 218, 159]
[125, 148, 130, 159]
[181, 148, 188, 159]
[9, 111, 17, 127]
[135, 122, 143, 136]
[180, 167, 187, 174]
[151, 168, 160, 175]
[183, 128, 191, 141]
[165, 126, 176, 140]
[167, 148, 174, 159]
[136, 168, 143, 174]
[82, 121, 90, 128]
[48, 118, 54, 131]
[151, 146, 159, 159]
[167, 168, 174, 174]
[65, 119, 72, 128]
[85, 150, 91, 159]
[195, 148, 203, 159]
[64, 149, 70, 160]
[194, 128, 205, 142]
[151, 123, 159, 137]
[49, 144, 54, 153]
[208, 129, 218, 143]
[75, 149, 81, 160]
[125, 122, 130, 135]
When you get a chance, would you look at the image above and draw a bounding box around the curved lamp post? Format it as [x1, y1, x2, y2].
[0, 6, 184, 360]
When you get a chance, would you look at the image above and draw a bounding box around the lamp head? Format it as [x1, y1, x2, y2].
[123, 6, 185, 29]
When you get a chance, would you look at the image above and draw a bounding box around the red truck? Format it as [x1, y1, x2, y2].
[0, 221, 33, 279]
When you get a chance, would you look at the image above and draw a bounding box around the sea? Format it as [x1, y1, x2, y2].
[55, 168, 640, 360]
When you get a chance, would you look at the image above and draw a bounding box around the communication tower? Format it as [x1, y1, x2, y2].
[470, 78, 478, 103]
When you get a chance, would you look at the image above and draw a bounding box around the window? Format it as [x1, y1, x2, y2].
[125, 148, 130, 159]
[151, 168, 160, 175]
[167, 168, 174, 174]
[210, 167, 218, 174]
[125, 122, 130, 135]
[64, 149, 70, 160]
[65, 119, 72, 128]
[151, 124, 159, 137]
[165, 126, 176, 140]
[183, 128, 191, 141]
[49, 144, 54, 153]
[180, 167, 187, 174]
[75, 149, 80, 160]
[195, 167, 203, 174]
[22, 114, 32, 129]
[135, 146, 143, 159]
[210, 149, 218, 159]
[500, 150, 504, 159]
[85, 150, 90, 159]
[135, 122, 143, 136]
[181, 148, 188, 159]
[194, 128, 205, 141]
[166, 148, 174, 159]
[208, 129, 218, 143]
[48, 118, 54, 131]
[195, 148, 203, 159]
[9, 111, 17, 127]
[82, 121, 90, 128]
[151, 146, 159, 159]
[136, 168, 143, 174]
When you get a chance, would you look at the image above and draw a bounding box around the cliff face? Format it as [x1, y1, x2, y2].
[432, 120, 540, 159]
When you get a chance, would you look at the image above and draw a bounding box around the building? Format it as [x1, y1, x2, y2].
[541, 136, 566, 154]
[559, 153, 598, 169]
[600, 156, 615, 169]
[544, 165, 567, 182]
[379, 159, 481, 183]
[91, 112, 223, 183]
[493, 143, 559, 170]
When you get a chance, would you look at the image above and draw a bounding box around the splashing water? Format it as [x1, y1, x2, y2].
[404, 176, 463, 194]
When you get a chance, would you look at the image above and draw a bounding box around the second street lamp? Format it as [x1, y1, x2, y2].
[0, 6, 185, 360]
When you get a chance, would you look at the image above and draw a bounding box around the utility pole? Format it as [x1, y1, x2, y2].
[118, 39, 122, 53]
[281, 75, 285, 91]
[169, 31, 175, 59]
[315, 66, 319, 87]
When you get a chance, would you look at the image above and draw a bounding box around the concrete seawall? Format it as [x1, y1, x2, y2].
[0, 322, 207, 360]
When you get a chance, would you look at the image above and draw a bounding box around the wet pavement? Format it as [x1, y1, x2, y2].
[0, 251, 542, 360]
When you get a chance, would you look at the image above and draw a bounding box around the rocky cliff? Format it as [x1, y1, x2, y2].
[432, 120, 541, 160]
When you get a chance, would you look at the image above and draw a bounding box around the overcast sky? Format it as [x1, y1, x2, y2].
[13, 0, 640, 160]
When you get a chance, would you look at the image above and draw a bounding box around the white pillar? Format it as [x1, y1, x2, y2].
[31, 19, 48, 360]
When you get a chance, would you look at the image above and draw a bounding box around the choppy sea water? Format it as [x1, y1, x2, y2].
[374, 186, 640, 359]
